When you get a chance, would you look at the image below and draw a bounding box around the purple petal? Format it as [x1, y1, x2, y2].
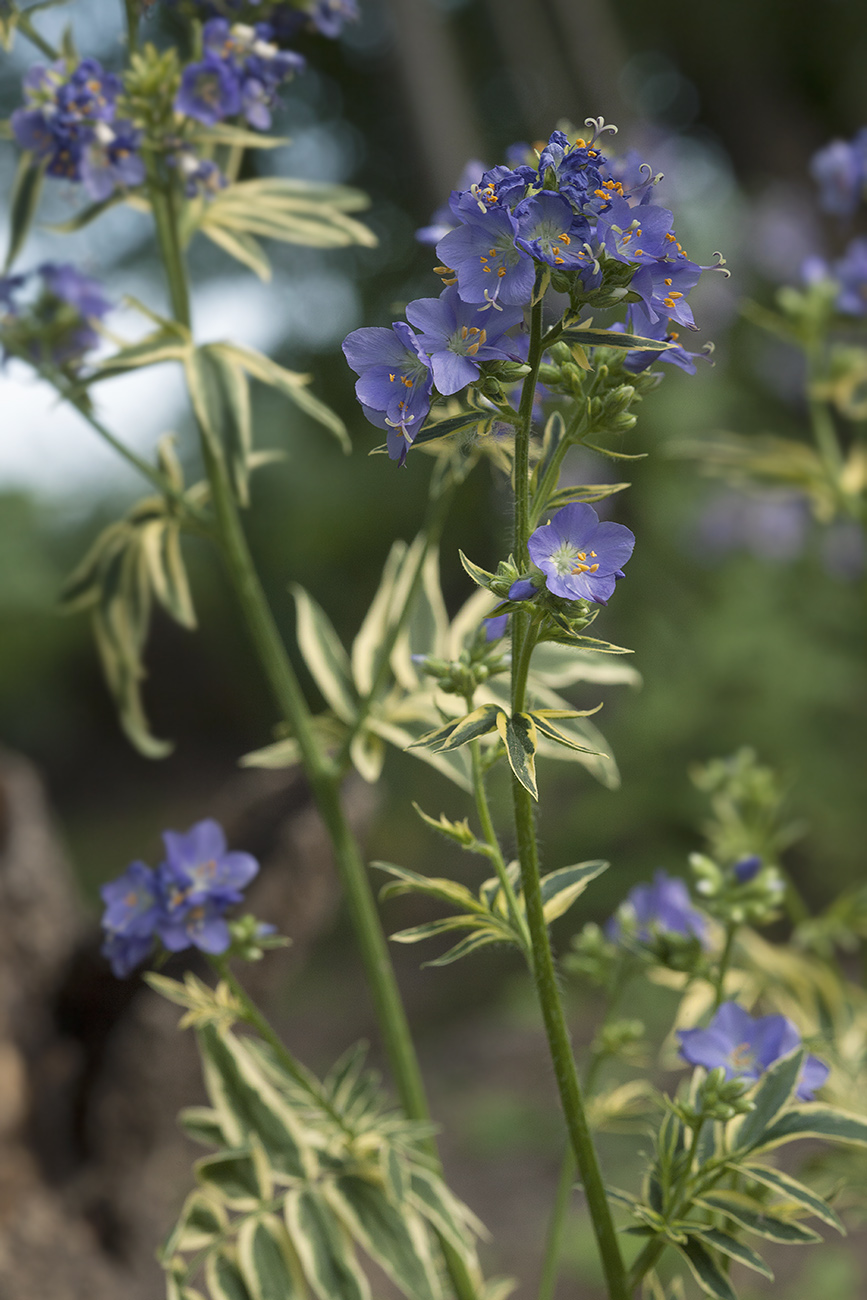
[430, 350, 479, 395]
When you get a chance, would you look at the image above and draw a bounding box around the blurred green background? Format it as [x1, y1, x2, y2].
[1, 1, 866, 1295]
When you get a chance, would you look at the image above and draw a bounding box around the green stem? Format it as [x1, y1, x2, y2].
[713, 924, 737, 1011]
[530, 404, 587, 529]
[514, 293, 545, 567]
[16, 12, 58, 58]
[468, 736, 530, 957]
[123, 0, 140, 52]
[509, 337, 629, 1300]
[537, 1147, 576, 1300]
[149, 174, 478, 1300]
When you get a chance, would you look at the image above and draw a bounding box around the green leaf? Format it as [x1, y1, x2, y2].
[206, 1251, 254, 1300]
[545, 481, 631, 510]
[430, 704, 504, 752]
[390, 915, 494, 944]
[732, 1049, 805, 1152]
[291, 584, 357, 723]
[407, 1166, 485, 1268]
[239, 737, 301, 769]
[284, 1189, 371, 1300]
[412, 803, 484, 853]
[411, 410, 492, 446]
[162, 1189, 228, 1258]
[750, 1104, 867, 1154]
[539, 860, 609, 923]
[372, 861, 483, 912]
[692, 1227, 773, 1279]
[350, 728, 386, 782]
[423, 927, 511, 966]
[219, 343, 351, 453]
[187, 345, 253, 502]
[559, 326, 674, 352]
[497, 711, 538, 800]
[367, 716, 472, 792]
[674, 1237, 737, 1300]
[195, 1151, 262, 1210]
[352, 539, 407, 695]
[95, 328, 190, 377]
[323, 1175, 441, 1300]
[178, 1105, 226, 1147]
[5, 151, 44, 271]
[695, 1191, 822, 1243]
[197, 1026, 310, 1178]
[529, 710, 600, 754]
[203, 224, 272, 280]
[237, 1215, 301, 1300]
[458, 550, 497, 591]
[740, 1163, 845, 1233]
[140, 520, 197, 630]
[46, 190, 125, 234]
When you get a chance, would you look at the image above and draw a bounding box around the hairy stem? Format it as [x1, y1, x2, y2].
[469, 736, 530, 957]
[510, 346, 629, 1300]
[149, 171, 478, 1300]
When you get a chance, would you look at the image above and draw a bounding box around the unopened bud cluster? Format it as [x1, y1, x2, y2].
[674, 1066, 754, 1127]
[690, 851, 785, 927]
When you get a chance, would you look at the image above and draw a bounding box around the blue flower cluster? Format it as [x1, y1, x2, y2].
[12, 58, 146, 200]
[344, 125, 713, 464]
[166, 0, 358, 41]
[679, 1001, 829, 1101]
[810, 127, 867, 218]
[804, 237, 867, 316]
[100, 819, 260, 976]
[0, 262, 112, 368]
[175, 19, 304, 129]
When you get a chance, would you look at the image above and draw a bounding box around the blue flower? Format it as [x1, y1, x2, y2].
[810, 131, 867, 217]
[99, 819, 262, 974]
[630, 256, 703, 329]
[513, 191, 592, 270]
[608, 870, 709, 946]
[484, 613, 509, 641]
[159, 818, 260, 907]
[678, 1001, 830, 1101]
[342, 321, 433, 464]
[405, 286, 523, 394]
[617, 304, 710, 376]
[595, 195, 675, 265]
[0, 263, 113, 369]
[523, 502, 635, 604]
[733, 855, 762, 883]
[100, 860, 161, 978]
[175, 55, 243, 124]
[436, 204, 535, 308]
[12, 58, 143, 199]
[310, 0, 359, 37]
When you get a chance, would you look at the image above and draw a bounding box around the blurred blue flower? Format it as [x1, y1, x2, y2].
[416, 159, 486, 245]
[12, 58, 144, 199]
[524, 502, 634, 604]
[160, 818, 260, 908]
[176, 20, 303, 129]
[733, 855, 762, 883]
[100, 860, 161, 976]
[608, 869, 709, 946]
[810, 130, 867, 217]
[0, 263, 112, 369]
[678, 1001, 829, 1100]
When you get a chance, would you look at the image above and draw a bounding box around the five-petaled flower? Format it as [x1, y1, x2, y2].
[405, 286, 523, 395]
[342, 320, 433, 464]
[516, 502, 635, 605]
[678, 1001, 830, 1101]
[607, 869, 709, 947]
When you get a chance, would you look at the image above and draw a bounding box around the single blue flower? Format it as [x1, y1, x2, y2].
[524, 502, 635, 604]
[595, 195, 675, 265]
[537, 130, 607, 208]
[342, 321, 433, 462]
[156, 897, 234, 955]
[80, 119, 146, 201]
[833, 236, 867, 315]
[608, 870, 709, 946]
[100, 860, 161, 977]
[160, 817, 260, 908]
[405, 286, 523, 395]
[733, 855, 762, 883]
[39, 261, 112, 320]
[513, 191, 592, 270]
[810, 131, 867, 217]
[617, 305, 710, 376]
[175, 56, 242, 124]
[436, 204, 535, 308]
[484, 612, 509, 641]
[630, 256, 703, 329]
[678, 1001, 830, 1101]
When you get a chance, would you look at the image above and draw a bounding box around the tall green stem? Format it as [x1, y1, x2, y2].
[509, 331, 629, 1300]
[468, 737, 530, 957]
[147, 168, 478, 1300]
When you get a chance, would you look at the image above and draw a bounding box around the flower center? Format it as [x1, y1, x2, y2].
[728, 1042, 756, 1072]
[450, 324, 487, 357]
[549, 541, 599, 576]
